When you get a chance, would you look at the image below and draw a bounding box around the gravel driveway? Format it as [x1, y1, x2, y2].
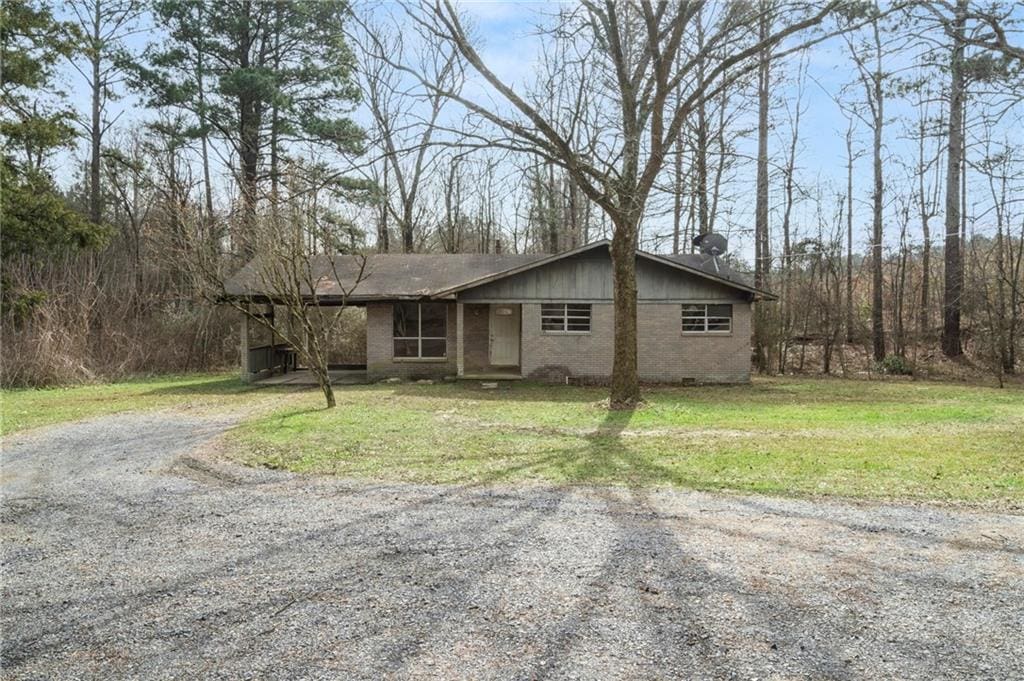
[2, 413, 1022, 680]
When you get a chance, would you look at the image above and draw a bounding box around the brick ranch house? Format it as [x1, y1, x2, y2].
[224, 240, 774, 384]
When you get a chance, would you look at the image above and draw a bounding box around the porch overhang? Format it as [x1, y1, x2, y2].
[454, 301, 523, 379]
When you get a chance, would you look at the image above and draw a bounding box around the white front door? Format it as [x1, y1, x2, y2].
[489, 305, 520, 366]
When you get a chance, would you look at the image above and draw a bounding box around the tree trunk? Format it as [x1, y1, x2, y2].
[402, 194, 414, 252]
[89, 0, 102, 225]
[896, 219, 909, 357]
[306, 348, 336, 408]
[567, 177, 578, 248]
[316, 370, 336, 408]
[547, 164, 559, 253]
[1008, 220, 1024, 373]
[845, 123, 855, 343]
[942, 0, 966, 358]
[269, 3, 282, 220]
[685, 162, 697, 252]
[672, 133, 683, 254]
[609, 220, 639, 409]
[237, 0, 259, 256]
[779, 77, 800, 374]
[995, 223, 1011, 374]
[298, 317, 336, 409]
[870, 67, 885, 362]
[239, 99, 260, 251]
[696, 113, 709, 238]
[919, 213, 931, 339]
[269, 101, 280, 214]
[695, 7, 709, 238]
[753, 3, 771, 373]
[403, 201, 416, 254]
[443, 161, 459, 253]
[916, 115, 931, 340]
[380, 163, 390, 252]
[709, 85, 728, 236]
[196, 1, 214, 237]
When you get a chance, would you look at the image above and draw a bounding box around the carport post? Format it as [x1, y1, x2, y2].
[456, 302, 464, 377]
[240, 309, 252, 383]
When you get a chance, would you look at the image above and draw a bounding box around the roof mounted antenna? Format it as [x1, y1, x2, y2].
[691, 233, 728, 273]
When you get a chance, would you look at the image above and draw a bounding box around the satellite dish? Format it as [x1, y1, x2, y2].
[692, 232, 728, 256]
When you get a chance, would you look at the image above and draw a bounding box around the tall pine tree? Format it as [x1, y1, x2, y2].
[132, 0, 364, 255]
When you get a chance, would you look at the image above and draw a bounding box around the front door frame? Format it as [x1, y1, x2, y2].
[488, 304, 521, 367]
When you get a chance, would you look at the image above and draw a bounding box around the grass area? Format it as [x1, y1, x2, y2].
[227, 378, 1024, 503]
[0, 373, 280, 435]
[4, 374, 1022, 503]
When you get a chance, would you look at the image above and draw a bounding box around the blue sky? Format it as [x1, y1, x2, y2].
[446, 2, 1022, 259]
[52, 1, 1024, 265]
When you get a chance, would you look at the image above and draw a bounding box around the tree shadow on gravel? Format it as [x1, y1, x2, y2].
[1, 467, 573, 676]
[485, 407, 933, 680]
[729, 495, 1024, 555]
[1, 407, 997, 680]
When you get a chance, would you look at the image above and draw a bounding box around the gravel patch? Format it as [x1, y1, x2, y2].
[2, 413, 1022, 680]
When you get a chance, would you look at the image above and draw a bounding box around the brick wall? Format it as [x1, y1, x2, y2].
[367, 300, 751, 384]
[521, 304, 615, 381]
[462, 304, 490, 372]
[520, 302, 751, 384]
[638, 303, 751, 383]
[366, 302, 458, 380]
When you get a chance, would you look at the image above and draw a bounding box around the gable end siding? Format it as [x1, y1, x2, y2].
[459, 253, 743, 302]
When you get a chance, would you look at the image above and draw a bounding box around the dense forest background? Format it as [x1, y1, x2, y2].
[2, 0, 1022, 388]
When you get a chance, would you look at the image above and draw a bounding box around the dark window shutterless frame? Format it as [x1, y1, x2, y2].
[541, 303, 592, 334]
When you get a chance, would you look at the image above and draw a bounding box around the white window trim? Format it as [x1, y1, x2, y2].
[681, 303, 733, 335]
[541, 303, 592, 335]
[393, 303, 448, 360]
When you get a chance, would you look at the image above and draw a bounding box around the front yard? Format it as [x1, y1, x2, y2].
[4, 374, 1023, 503]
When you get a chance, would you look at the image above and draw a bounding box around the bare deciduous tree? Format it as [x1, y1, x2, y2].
[939, 0, 968, 357]
[190, 166, 367, 409]
[64, 0, 143, 225]
[355, 19, 461, 253]
[843, 9, 894, 362]
[753, 1, 774, 373]
[379, 0, 859, 406]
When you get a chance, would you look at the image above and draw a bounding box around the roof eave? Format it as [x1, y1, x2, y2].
[218, 291, 456, 304]
[638, 250, 775, 299]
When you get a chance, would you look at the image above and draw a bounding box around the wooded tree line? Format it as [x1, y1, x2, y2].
[2, 0, 1021, 400]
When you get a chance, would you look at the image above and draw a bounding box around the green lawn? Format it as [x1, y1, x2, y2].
[0, 373, 287, 435]
[4, 374, 1023, 503]
[227, 377, 1024, 503]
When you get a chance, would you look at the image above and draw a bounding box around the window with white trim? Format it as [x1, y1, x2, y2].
[681, 303, 732, 333]
[541, 303, 591, 333]
[393, 302, 447, 358]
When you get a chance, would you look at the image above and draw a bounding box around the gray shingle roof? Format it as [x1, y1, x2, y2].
[223, 253, 546, 300]
[658, 253, 757, 291]
[222, 241, 770, 301]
